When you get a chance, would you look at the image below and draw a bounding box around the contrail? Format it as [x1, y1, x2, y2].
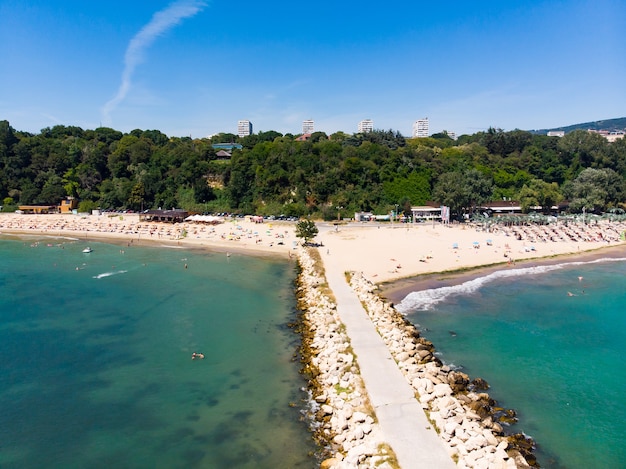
[102, 0, 207, 126]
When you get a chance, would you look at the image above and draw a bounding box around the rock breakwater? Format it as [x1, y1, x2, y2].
[349, 271, 537, 468]
[295, 247, 397, 468]
[295, 244, 537, 468]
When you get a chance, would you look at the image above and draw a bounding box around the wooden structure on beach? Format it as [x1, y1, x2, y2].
[17, 205, 58, 214]
[140, 209, 189, 223]
[60, 197, 78, 214]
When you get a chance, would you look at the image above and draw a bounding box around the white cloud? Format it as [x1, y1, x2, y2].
[101, 0, 207, 126]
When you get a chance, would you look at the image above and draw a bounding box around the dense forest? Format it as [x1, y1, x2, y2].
[1, 120, 625, 220]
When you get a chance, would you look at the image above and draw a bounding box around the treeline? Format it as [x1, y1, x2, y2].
[1, 120, 625, 220]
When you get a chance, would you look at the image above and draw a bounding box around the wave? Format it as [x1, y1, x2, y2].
[93, 270, 128, 279]
[395, 256, 626, 313]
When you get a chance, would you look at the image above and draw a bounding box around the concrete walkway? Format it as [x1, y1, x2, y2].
[321, 252, 456, 469]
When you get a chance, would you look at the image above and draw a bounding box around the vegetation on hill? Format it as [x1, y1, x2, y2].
[531, 117, 626, 134]
[1, 120, 625, 220]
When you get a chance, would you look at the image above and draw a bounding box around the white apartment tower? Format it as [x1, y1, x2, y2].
[412, 118, 429, 138]
[302, 119, 315, 134]
[237, 120, 253, 137]
[358, 119, 374, 133]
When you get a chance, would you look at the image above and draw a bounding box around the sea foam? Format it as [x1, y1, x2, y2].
[395, 257, 626, 313]
[93, 270, 128, 279]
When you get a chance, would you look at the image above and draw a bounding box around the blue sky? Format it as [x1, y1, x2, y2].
[1, 0, 625, 138]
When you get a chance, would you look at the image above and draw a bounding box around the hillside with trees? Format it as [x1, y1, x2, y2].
[531, 116, 626, 134]
[1, 120, 625, 220]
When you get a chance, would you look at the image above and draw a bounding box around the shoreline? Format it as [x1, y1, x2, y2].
[3, 214, 624, 280]
[0, 212, 298, 260]
[379, 243, 626, 304]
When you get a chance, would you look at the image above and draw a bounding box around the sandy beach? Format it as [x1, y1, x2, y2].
[2, 213, 624, 281]
[0, 212, 299, 258]
[316, 220, 625, 284]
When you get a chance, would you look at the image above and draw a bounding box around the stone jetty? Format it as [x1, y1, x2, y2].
[348, 271, 535, 468]
[296, 247, 397, 468]
[295, 245, 536, 468]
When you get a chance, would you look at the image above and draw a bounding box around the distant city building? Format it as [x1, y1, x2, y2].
[588, 129, 625, 142]
[606, 132, 625, 143]
[442, 130, 457, 140]
[358, 119, 374, 133]
[237, 120, 253, 137]
[302, 119, 315, 134]
[412, 118, 429, 138]
[547, 130, 565, 137]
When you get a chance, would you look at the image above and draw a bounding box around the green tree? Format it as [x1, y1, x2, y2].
[518, 179, 562, 213]
[78, 199, 98, 213]
[557, 130, 609, 177]
[382, 170, 431, 206]
[432, 172, 464, 216]
[36, 173, 66, 204]
[295, 219, 319, 244]
[432, 169, 493, 218]
[127, 181, 146, 211]
[563, 167, 624, 213]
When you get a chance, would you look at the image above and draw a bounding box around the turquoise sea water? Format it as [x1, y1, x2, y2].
[0, 237, 316, 469]
[397, 257, 626, 468]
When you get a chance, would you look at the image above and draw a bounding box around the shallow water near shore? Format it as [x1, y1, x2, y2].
[0, 237, 316, 468]
[400, 258, 626, 468]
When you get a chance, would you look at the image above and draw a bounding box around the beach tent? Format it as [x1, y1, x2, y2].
[184, 215, 225, 224]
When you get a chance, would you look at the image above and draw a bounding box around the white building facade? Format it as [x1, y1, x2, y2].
[358, 119, 374, 133]
[302, 119, 315, 134]
[412, 118, 429, 138]
[237, 120, 253, 137]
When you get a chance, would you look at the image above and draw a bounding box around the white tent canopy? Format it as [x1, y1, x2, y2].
[184, 215, 225, 224]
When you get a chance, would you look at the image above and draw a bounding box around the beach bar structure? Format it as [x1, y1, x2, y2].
[17, 205, 59, 214]
[479, 200, 569, 217]
[140, 209, 189, 223]
[411, 205, 442, 221]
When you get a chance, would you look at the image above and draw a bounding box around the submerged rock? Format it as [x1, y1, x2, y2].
[470, 377, 490, 391]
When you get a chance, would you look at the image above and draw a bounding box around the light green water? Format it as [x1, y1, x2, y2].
[0, 236, 317, 468]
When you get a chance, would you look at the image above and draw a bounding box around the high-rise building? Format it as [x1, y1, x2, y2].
[412, 118, 429, 138]
[237, 120, 253, 137]
[302, 119, 315, 134]
[358, 119, 374, 133]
